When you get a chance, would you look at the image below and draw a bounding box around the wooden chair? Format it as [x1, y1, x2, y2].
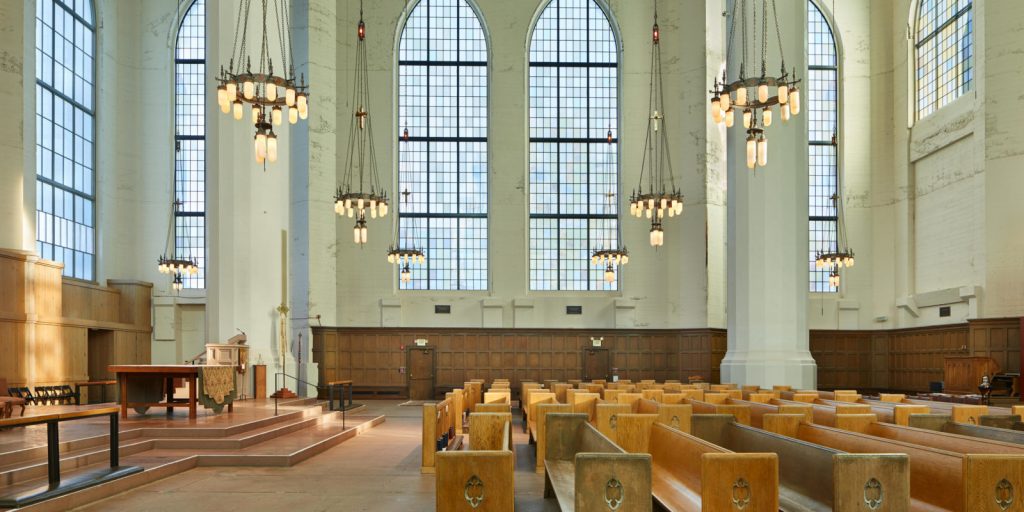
[0, 378, 26, 418]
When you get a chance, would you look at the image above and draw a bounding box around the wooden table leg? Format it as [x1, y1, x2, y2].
[119, 375, 128, 420]
[188, 375, 197, 419]
[165, 377, 174, 415]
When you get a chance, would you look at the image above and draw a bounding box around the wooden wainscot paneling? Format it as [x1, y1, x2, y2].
[810, 330, 874, 390]
[107, 280, 154, 330]
[63, 280, 121, 324]
[968, 318, 1021, 374]
[0, 249, 30, 318]
[312, 327, 727, 398]
[888, 324, 968, 392]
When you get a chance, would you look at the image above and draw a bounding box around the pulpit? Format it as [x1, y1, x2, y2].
[205, 333, 250, 399]
[943, 356, 999, 394]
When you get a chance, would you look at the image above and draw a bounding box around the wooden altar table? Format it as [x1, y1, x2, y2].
[109, 365, 233, 420]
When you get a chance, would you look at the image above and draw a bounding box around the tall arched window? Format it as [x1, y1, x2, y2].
[808, 1, 839, 292]
[175, 0, 206, 289]
[915, 0, 972, 118]
[398, 0, 488, 291]
[35, 0, 96, 280]
[529, 0, 618, 291]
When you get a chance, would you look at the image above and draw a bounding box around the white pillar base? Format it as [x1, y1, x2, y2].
[720, 352, 817, 390]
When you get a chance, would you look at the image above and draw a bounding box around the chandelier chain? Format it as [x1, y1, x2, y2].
[740, 0, 747, 77]
[725, 0, 739, 78]
[274, 0, 288, 76]
[771, 0, 786, 72]
[760, 0, 768, 77]
[237, 0, 252, 72]
[259, 0, 270, 77]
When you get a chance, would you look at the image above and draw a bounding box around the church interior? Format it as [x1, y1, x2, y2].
[0, 0, 1022, 510]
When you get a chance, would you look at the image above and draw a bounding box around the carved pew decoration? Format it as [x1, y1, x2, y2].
[543, 413, 652, 512]
[436, 417, 514, 512]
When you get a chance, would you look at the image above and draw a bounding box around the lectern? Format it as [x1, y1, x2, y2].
[205, 333, 250, 399]
[943, 356, 999, 394]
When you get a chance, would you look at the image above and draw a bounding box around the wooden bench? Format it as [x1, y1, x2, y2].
[595, 402, 634, 440]
[436, 418, 514, 512]
[0, 406, 142, 508]
[535, 402, 573, 473]
[908, 413, 1024, 444]
[422, 397, 464, 473]
[463, 381, 483, 413]
[483, 390, 510, 405]
[834, 412, 1024, 456]
[646, 420, 778, 511]
[684, 397, 752, 425]
[726, 397, 813, 427]
[526, 391, 556, 441]
[635, 398, 693, 432]
[774, 416, 1024, 510]
[474, 403, 511, 414]
[542, 413, 652, 512]
[469, 412, 514, 451]
[692, 413, 909, 510]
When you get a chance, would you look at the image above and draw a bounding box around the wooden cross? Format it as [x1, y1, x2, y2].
[401, 188, 412, 202]
[356, 107, 367, 129]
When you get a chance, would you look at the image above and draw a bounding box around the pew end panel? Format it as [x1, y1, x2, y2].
[892, 405, 931, 426]
[596, 403, 633, 440]
[962, 454, 1024, 512]
[777, 404, 814, 424]
[689, 414, 737, 447]
[951, 405, 988, 425]
[571, 392, 600, 423]
[979, 414, 1022, 430]
[906, 413, 952, 431]
[832, 454, 910, 512]
[791, 393, 818, 403]
[535, 403, 573, 473]
[574, 453, 652, 512]
[657, 404, 693, 433]
[469, 412, 513, 451]
[475, 403, 512, 414]
[834, 414, 879, 434]
[714, 404, 751, 425]
[615, 414, 659, 453]
[641, 389, 664, 403]
[436, 450, 515, 512]
[878, 393, 906, 403]
[704, 393, 729, 404]
[747, 393, 774, 404]
[700, 452, 779, 512]
[762, 414, 806, 439]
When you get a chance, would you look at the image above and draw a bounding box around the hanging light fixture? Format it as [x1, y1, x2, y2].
[591, 248, 629, 285]
[157, 199, 199, 280]
[172, 274, 185, 292]
[629, 2, 683, 247]
[387, 246, 426, 284]
[334, 1, 388, 245]
[815, 133, 855, 287]
[216, 0, 309, 163]
[710, 0, 801, 169]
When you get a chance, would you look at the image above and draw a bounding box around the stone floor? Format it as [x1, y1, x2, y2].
[70, 401, 560, 511]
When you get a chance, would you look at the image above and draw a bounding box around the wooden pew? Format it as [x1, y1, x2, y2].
[535, 403, 572, 473]
[644, 419, 778, 511]
[470, 412, 514, 451]
[684, 396, 752, 426]
[691, 413, 910, 511]
[422, 397, 464, 473]
[526, 391, 556, 440]
[635, 398, 693, 432]
[551, 383, 572, 403]
[570, 392, 600, 423]
[483, 390, 510, 405]
[908, 413, 1024, 443]
[543, 413, 652, 512]
[463, 381, 483, 413]
[446, 389, 465, 434]
[475, 403, 512, 414]
[436, 418, 514, 512]
[595, 402, 633, 440]
[771, 397, 871, 427]
[725, 397, 813, 428]
[834, 413, 1024, 457]
[771, 417, 1024, 510]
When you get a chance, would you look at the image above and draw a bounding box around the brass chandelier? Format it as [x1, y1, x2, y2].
[709, 0, 801, 169]
[216, 0, 309, 164]
[629, 3, 683, 248]
[157, 200, 198, 287]
[334, 2, 389, 245]
[815, 134, 855, 288]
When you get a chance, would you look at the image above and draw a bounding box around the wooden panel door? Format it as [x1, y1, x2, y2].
[583, 348, 609, 381]
[408, 347, 435, 400]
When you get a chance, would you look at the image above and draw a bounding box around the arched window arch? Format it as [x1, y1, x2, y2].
[915, 0, 973, 118]
[808, 0, 839, 292]
[397, 0, 488, 291]
[528, 0, 619, 291]
[35, 0, 96, 280]
[175, 0, 206, 289]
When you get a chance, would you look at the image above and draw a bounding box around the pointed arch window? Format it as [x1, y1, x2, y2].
[35, 0, 96, 280]
[174, 0, 207, 289]
[915, 0, 972, 119]
[808, 1, 839, 292]
[398, 0, 488, 290]
[528, 0, 619, 291]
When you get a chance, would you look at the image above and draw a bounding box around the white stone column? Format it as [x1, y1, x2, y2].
[0, 1, 35, 251]
[722, 0, 816, 389]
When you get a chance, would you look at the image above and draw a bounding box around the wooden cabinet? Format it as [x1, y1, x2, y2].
[944, 356, 999, 394]
[252, 365, 267, 399]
